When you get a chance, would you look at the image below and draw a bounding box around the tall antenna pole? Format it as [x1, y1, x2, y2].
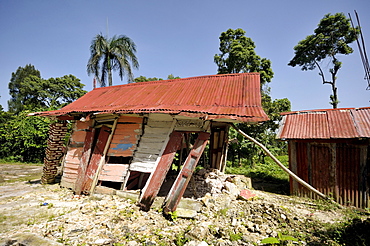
[106, 17, 109, 37]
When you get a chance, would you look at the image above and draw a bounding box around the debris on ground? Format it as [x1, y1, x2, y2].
[0, 167, 367, 246]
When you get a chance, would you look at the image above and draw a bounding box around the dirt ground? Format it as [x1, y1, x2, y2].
[0, 163, 368, 246]
[0, 164, 43, 199]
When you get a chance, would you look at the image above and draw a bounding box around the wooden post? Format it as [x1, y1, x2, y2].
[163, 132, 210, 214]
[90, 118, 119, 194]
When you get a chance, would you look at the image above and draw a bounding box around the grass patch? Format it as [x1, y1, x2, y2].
[225, 156, 290, 194]
[225, 155, 289, 182]
[308, 217, 370, 245]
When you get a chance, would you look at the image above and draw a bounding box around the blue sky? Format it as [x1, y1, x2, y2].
[0, 0, 369, 111]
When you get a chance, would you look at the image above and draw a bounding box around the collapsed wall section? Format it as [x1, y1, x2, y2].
[42, 122, 68, 184]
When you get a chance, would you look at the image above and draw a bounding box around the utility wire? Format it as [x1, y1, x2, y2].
[349, 11, 370, 90]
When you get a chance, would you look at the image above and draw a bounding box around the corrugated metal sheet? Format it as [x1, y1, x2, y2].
[289, 141, 369, 208]
[30, 73, 268, 123]
[352, 108, 370, 137]
[278, 107, 370, 139]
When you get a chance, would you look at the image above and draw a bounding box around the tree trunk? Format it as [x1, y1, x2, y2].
[331, 83, 338, 109]
[107, 57, 113, 87]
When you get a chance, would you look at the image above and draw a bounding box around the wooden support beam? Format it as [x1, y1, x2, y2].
[80, 125, 111, 193]
[75, 127, 95, 195]
[163, 132, 210, 214]
[138, 131, 184, 211]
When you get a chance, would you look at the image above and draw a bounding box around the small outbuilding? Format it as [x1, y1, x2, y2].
[277, 107, 370, 208]
[31, 73, 268, 212]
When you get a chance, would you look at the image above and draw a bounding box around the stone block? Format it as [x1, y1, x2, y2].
[116, 190, 140, 202]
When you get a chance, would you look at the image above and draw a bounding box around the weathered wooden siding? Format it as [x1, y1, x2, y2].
[60, 121, 90, 189]
[107, 116, 142, 157]
[289, 140, 369, 208]
[98, 164, 129, 182]
[130, 114, 175, 173]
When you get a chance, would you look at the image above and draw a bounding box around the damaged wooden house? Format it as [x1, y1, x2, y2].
[31, 72, 268, 212]
[277, 107, 370, 208]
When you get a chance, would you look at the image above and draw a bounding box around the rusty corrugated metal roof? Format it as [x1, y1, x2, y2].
[277, 107, 370, 139]
[31, 73, 268, 123]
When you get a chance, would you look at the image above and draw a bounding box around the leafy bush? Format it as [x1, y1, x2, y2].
[0, 110, 52, 163]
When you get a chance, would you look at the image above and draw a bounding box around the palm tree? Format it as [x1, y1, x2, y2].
[87, 33, 139, 87]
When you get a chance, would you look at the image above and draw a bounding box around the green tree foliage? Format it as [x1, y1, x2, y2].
[214, 28, 291, 166]
[134, 74, 180, 82]
[8, 64, 41, 113]
[21, 75, 86, 110]
[87, 33, 139, 87]
[214, 28, 273, 86]
[134, 76, 163, 82]
[8, 71, 86, 112]
[288, 13, 359, 108]
[0, 65, 87, 163]
[166, 74, 181, 80]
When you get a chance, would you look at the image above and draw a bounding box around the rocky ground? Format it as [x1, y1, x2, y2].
[0, 164, 368, 246]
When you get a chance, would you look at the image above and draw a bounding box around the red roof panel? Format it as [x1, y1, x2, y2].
[277, 107, 370, 139]
[31, 73, 268, 123]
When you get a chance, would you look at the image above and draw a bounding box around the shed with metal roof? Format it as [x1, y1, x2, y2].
[34, 72, 268, 212]
[277, 107, 370, 208]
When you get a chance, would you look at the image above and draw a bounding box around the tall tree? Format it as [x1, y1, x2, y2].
[214, 28, 291, 166]
[214, 28, 274, 86]
[288, 13, 359, 108]
[8, 64, 41, 113]
[87, 34, 139, 87]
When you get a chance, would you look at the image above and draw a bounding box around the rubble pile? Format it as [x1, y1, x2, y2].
[0, 169, 346, 246]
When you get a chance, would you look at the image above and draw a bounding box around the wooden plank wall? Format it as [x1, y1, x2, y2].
[99, 164, 129, 182]
[107, 116, 143, 157]
[60, 121, 90, 189]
